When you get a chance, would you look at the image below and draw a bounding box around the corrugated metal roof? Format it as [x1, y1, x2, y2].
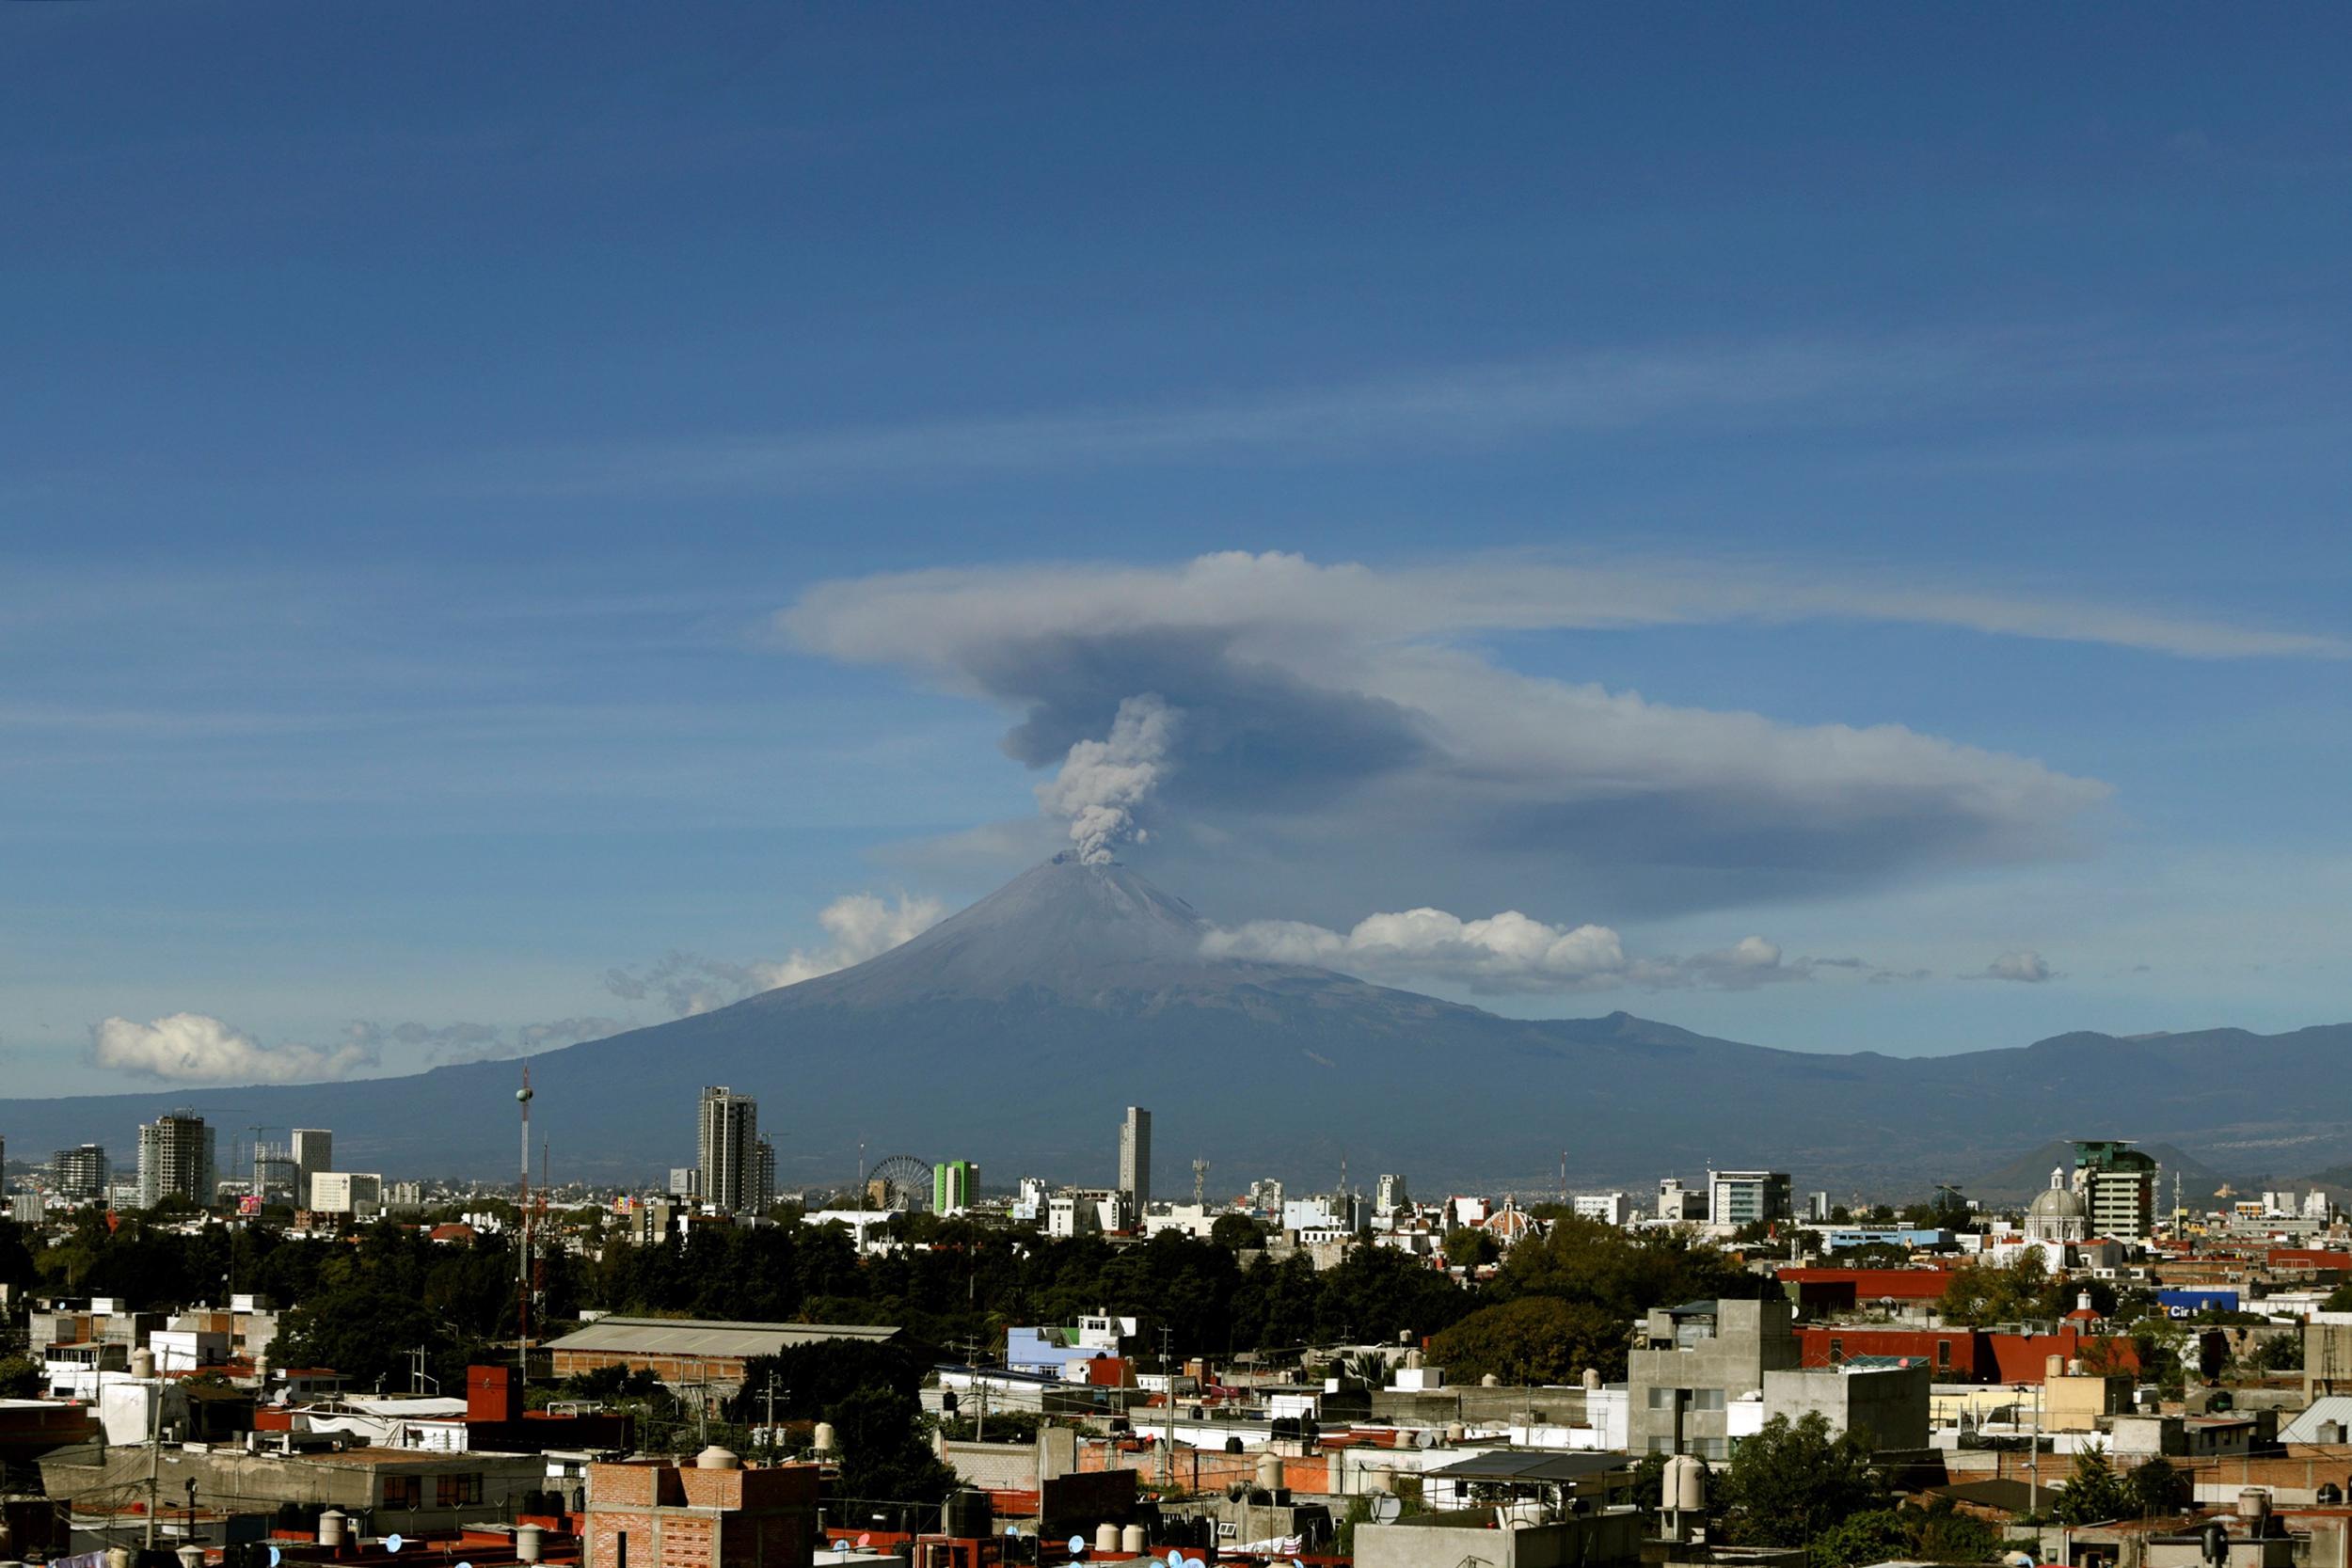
[545, 1317, 899, 1359]
[1427, 1450, 1631, 1482]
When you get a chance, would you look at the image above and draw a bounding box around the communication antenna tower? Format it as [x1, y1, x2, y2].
[1192, 1158, 1209, 1208]
[516, 1063, 534, 1379]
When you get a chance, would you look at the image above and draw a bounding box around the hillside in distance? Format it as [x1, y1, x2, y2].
[5, 856, 2346, 1196]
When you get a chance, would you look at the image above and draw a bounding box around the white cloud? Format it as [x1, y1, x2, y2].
[606, 890, 946, 1016]
[90, 1012, 378, 1085]
[1978, 949, 2058, 983]
[1202, 907, 1823, 995]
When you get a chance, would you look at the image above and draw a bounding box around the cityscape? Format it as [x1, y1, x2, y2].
[5, 10, 2349, 1568]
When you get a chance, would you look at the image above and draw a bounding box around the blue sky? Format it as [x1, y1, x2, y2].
[5, 5, 2349, 1094]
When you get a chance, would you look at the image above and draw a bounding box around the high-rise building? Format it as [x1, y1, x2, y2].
[1707, 1169, 1793, 1228]
[1375, 1173, 1410, 1214]
[933, 1159, 977, 1215]
[52, 1145, 109, 1202]
[291, 1130, 332, 1209]
[2073, 1139, 2157, 1240]
[751, 1136, 775, 1214]
[1118, 1105, 1152, 1214]
[696, 1086, 760, 1213]
[137, 1113, 214, 1209]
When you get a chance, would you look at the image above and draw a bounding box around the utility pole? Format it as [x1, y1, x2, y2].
[143, 1354, 164, 1550]
[762, 1371, 782, 1454]
[1160, 1325, 1176, 1492]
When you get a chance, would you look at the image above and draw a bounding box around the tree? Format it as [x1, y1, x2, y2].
[0, 1354, 40, 1398]
[1442, 1227, 1500, 1269]
[1210, 1214, 1263, 1251]
[2326, 1280, 2352, 1312]
[1716, 1412, 1884, 1546]
[2126, 1456, 2188, 1518]
[1426, 1298, 1624, 1386]
[2248, 1334, 2302, 1372]
[2051, 1445, 2133, 1526]
[1806, 1509, 1911, 1568]
[1488, 1216, 1755, 1378]
[824, 1386, 956, 1515]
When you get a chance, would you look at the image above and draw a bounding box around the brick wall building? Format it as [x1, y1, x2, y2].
[584, 1453, 818, 1568]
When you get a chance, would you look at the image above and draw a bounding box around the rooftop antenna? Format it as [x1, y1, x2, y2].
[1192, 1158, 1209, 1208]
[516, 1062, 534, 1380]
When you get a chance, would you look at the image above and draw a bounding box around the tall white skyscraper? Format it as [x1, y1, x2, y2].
[1118, 1105, 1152, 1214]
[696, 1086, 761, 1214]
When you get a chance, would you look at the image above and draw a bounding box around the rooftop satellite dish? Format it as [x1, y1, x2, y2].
[386, 1536, 405, 1555]
[269, 1552, 282, 1568]
[1370, 1495, 1404, 1525]
[1070, 1538, 1089, 1559]
[834, 1543, 851, 1553]
[1413, 1429, 1438, 1450]
[857, 1535, 873, 1550]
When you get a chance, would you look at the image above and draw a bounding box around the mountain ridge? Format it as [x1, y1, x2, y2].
[3, 857, 2343, 1196]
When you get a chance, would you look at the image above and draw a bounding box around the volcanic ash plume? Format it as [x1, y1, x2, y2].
[1037, 693, 1180, 863]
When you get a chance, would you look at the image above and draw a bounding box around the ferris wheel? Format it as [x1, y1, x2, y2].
[867, 1154, 935, 1212]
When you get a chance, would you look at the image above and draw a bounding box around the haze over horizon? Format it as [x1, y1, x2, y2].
[6, 7, 2350, 1098]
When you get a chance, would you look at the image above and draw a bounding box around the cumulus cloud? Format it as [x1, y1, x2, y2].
[1037, 693, 1180, 863]
[90, 1013, 378, 1084]
[1202, 907, 1830, 994]
[782, 551, 2158, 920]
[1977, 949, 2058, 983]
[605, 890, 946, 1016]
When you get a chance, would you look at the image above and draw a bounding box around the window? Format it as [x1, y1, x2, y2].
[1690, 1387, 1725, 1412]
[1827, 1338, 1845, 1365]
[1646, 1386, 1675, 1409]
[436, 1474, 483, 1508]
[1645, 1435, 1676, 1454]
[1936, 1338, 1953, 1370]
[382, 1477, 423, 1510]
[1695, 1438, 1729, 1461]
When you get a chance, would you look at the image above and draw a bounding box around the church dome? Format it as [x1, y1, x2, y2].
[2028, 1186, 2086, 1220]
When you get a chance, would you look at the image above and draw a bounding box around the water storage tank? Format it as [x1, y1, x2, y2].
[2239, 1489, 2271, 1530]
[1121, 1526, 1146, 1553]
[1095, 1524, 1120, 1554]
[319, 1511, 348, 1547]
[1581, 1368, 1600, 1391]
[516, 1525, 544, 1563]
[2045, 1354, 2065, 1380]
[1445, 1423, 1466, 1444]
[1480, 1373, 1500, 1387]
[177, 1546, 206, 1568]
[131, 1348, 155, 1380]
[1256, 1452, 1283, 1491]
[695, 1445, 740, 1471]
[1674, 1455, 1708, 1513]
[812, 1421, 837, 1455]
[942, 1493, 993, 1540]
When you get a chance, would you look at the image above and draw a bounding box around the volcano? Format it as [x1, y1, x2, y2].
[8, 856, 2352, 1196]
